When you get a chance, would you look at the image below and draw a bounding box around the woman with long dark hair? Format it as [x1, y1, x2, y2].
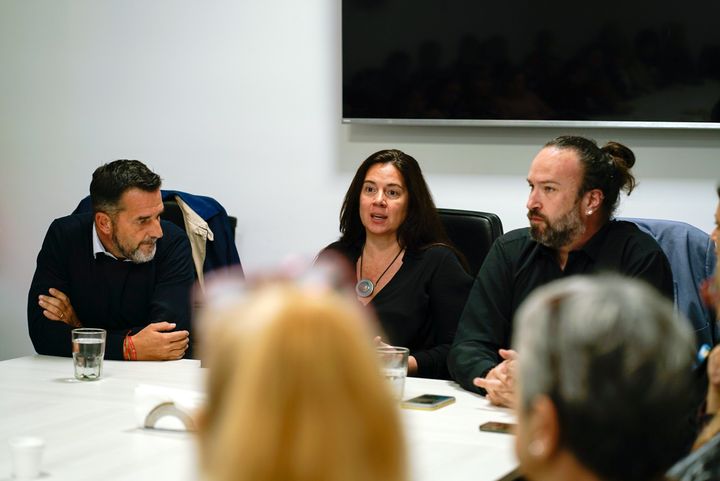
[320, 149, 471, 379]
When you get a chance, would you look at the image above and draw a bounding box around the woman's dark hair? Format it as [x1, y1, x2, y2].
[545, 136, 636, 219]
[338, 149, 450, 253]
[90, 159, 162, 214]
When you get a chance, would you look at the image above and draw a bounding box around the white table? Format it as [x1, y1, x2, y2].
[0, 356, 518, 481]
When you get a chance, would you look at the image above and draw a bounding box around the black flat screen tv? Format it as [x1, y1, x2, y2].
[342, 0, 720, 128]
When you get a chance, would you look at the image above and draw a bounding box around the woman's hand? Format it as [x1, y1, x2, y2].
[374, 336, 417, 374]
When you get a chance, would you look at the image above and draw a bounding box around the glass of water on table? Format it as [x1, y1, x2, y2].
[377, 346, 409, 400]
[71, 328, 106, 381]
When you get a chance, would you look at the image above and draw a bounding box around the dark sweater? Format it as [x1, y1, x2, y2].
[27, 213, 195, 360]
[323, 242, 472, 379]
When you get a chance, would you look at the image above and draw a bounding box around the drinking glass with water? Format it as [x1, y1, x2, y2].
[377, 346, 409, 400]
[71, 328, 106, 381]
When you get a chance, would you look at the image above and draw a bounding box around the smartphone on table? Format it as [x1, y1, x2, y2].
[479, 421, 516, 434]
[401, 394, 455, 410]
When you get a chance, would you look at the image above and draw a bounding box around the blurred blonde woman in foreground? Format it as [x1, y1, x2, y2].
[196, 279, 407, 481]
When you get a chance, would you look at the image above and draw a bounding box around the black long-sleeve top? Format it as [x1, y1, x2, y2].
[27, 213, 195, 360]
[323, 242, 473, 379]
[448, 220, 674, 393]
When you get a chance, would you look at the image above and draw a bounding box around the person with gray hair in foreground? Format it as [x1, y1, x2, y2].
[513, 275, 697, 481]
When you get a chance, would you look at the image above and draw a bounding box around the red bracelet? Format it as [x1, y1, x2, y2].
[123, 331, 136, 361]
[126, 334, 137, 361]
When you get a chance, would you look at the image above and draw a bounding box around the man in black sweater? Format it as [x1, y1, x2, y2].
[448, 136, 674, 406]
[28, 160, 195, 360]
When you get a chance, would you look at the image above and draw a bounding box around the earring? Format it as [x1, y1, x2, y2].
[586, 210, 593, 215]
[528, 440, 545, 457]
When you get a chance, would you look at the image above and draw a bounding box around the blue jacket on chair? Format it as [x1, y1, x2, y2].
[623, 218, 716, 350]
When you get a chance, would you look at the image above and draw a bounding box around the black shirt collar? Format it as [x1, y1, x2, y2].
[575, 220, 615, 262]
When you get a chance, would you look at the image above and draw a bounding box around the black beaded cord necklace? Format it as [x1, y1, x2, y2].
[355, 246, 404, 298]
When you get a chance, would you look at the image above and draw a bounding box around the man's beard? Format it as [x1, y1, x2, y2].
[528, 202, 585, 249]
[112, 230, 157, 263]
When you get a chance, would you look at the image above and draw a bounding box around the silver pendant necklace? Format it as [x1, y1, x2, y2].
[356, 246, 404, 298]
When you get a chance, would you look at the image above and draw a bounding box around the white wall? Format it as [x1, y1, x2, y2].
[1, 1, 717, 360]
[340, 124, 719, 234]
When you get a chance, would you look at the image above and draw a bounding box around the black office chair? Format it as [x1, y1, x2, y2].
[438, 208, 504, 277]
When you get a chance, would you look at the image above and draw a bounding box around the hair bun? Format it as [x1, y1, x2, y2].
[602, 141, 635, 169]
[602, 141, 636, 195]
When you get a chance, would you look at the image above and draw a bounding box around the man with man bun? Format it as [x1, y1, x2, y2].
[448, 135, 673, 406]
